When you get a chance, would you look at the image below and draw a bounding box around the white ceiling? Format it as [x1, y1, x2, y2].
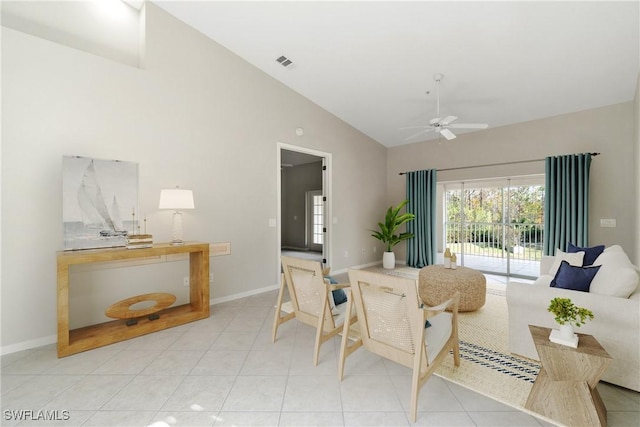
[152, 1, 639, 148]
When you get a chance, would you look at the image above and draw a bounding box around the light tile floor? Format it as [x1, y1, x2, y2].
[2, 288, 639, 427]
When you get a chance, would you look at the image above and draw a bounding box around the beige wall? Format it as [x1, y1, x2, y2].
[388, 102, 637, 263]
[1, 3, 387, 352]
[635, 72, 640, 266]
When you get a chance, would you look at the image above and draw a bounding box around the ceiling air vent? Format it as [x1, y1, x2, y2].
[276, 55, 293, 68]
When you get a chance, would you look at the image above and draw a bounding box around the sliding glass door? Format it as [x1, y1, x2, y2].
[443, 176, 544, 279]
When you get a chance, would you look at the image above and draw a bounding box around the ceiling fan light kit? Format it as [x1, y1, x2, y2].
[402, 73, 488, 142]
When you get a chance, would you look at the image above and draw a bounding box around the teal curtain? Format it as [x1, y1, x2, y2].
[406, 169, 437, 267]
[543, 153, 592, 256]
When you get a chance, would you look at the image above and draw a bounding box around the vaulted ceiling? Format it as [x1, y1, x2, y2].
[153, 1, 639, 147]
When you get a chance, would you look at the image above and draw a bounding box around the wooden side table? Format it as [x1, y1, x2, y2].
[526, 325, 611, 426]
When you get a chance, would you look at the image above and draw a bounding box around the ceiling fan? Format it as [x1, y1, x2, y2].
[402, 73, 488, 141]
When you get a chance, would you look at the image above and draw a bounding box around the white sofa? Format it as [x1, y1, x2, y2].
[507, 245, 640, 391]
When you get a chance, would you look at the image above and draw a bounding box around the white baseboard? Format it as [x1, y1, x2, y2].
[209, 284, 280, 305]
[328, 260, 415, 280]
[1, 334, 57, 356]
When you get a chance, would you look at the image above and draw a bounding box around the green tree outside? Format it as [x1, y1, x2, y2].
[445, 185, 544, 260]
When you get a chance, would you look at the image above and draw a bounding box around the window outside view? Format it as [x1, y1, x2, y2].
[444, 182, 544, 278]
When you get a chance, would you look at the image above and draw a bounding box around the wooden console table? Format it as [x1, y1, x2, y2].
[526, 325, 611, 426]
[57, 242, 210, 357]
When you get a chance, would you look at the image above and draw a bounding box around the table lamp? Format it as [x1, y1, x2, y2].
[159, 187, 194, 245]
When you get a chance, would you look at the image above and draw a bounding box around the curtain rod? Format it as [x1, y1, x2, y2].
[398, 152, 600, 175]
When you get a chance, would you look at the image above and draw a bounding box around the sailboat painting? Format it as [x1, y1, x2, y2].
[63, 156, 138, 250]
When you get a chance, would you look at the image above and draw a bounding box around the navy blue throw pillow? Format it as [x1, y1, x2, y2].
[550, 260, 601, 292]
[325, 276, 348, 305]
[567, 242, 605, 266]
[332, 289, 348, 305]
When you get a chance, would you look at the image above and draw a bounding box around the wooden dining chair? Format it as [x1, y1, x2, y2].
[273, 256, 352, 366]
[338, 269, 460, 422]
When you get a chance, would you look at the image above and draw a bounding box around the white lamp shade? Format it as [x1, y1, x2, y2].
[159, 188, 195, 210]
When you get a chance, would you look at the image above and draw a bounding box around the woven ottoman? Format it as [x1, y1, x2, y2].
[418, 265, 486, 312]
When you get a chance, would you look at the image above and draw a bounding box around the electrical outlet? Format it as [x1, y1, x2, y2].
[373, 246, 377, 253]
[209, 273, 213, 283]
[344, 250, 348, 258]
[361, 248, 366, 254]
[183, 277, 190, 287]
[600, 218, 616, 228]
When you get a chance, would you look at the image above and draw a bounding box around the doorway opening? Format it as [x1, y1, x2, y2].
[277, 143, 331, 271]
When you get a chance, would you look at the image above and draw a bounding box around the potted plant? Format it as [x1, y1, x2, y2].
[371, 200, 415, 269]
[547, 297, 594, 346]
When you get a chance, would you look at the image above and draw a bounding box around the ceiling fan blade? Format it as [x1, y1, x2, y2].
[440, 128, 457, 140]
[449, 123, 489, 129]
[440, 116, 458, 125]
[404, 128, 435, 141]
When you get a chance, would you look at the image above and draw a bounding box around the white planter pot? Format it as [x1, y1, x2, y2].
[549, 323, 579, 348]
[382, 251, 395, 269]
[560, 323, 575, 340]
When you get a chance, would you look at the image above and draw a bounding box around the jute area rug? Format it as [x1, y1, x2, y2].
[365, 267, 541, 412]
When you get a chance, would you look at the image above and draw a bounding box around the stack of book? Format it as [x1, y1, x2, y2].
[126, 234, 153, 249]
